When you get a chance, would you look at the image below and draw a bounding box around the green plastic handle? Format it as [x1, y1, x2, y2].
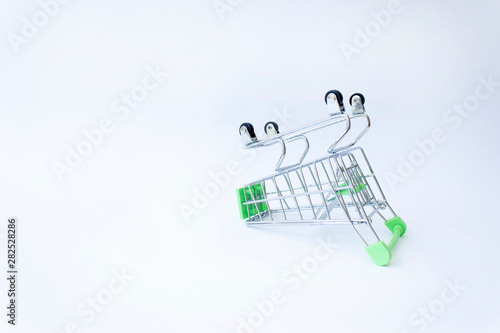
[387, 225, 403, 251]
[364, 216, 406, 266]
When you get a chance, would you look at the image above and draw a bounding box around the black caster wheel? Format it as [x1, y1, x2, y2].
[349, 93, 365, 105]
[239, 122, 257, 140]
[324, 90, 343, 105]
[264, 121, 279, 136]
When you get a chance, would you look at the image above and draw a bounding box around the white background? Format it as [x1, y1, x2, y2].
[1, 0, 499, 332]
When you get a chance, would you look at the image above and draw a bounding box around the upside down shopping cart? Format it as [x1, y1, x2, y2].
[236, 90, 407, 265]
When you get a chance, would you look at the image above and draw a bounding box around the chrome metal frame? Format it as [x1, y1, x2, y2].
[238, 94, 399, 247]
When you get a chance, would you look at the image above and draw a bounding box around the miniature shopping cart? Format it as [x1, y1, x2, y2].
[236, 90, 407, 265]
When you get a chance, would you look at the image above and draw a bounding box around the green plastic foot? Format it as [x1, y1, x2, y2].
[365, 241, 392, 266]
[236, 184, 268, 220]
[385, 216, 407, 236]
[328, 183, 366, 199]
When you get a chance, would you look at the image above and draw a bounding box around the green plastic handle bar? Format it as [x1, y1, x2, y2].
[364, 216, 406, 266]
